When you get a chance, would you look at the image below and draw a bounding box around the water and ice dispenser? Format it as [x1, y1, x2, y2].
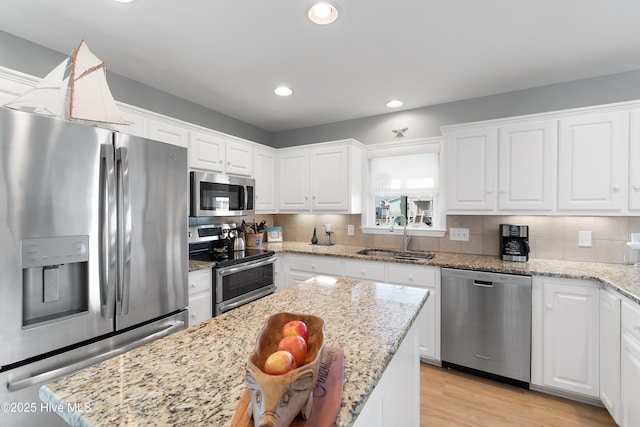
[21, 236, 89, 327]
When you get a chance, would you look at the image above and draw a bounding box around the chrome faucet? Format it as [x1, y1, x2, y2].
[389, 214, 411, 251]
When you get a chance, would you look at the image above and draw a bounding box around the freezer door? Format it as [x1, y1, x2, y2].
[113, 133, 187, 330]
[0, 107, 115, 367]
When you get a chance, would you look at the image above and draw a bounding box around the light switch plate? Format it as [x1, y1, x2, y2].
[347, 224, 355, 236]
[578, 230, 592, 247]
[450, 228, 469, 241]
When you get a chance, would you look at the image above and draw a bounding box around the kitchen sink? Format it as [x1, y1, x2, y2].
[356, 248, 435, 261]
[356, 249, 398, 257]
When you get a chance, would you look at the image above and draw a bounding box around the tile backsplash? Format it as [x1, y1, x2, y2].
[271, 214, 640, 265]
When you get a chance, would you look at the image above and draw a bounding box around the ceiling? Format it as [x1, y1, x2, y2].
[1, 0, 640, 133]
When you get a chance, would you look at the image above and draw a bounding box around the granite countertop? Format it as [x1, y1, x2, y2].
[41, 278, 429, 427]
[245, 242, 640, 306]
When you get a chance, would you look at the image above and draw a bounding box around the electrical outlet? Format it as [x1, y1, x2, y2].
[450, 228, 469, 241]
[578, 230, 592, 247]
[347, 224, 355, 236]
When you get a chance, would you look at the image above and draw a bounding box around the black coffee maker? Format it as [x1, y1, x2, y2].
[500, 224, 530, 262]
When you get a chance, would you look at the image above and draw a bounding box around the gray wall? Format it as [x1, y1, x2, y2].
[0, 31, 272, 146]
[271, 69, 640, 147]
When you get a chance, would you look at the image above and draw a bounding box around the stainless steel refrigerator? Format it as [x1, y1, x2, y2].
[0, 107, 188, 427]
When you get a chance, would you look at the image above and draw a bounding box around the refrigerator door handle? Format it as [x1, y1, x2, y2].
[116, 146, 132, 315]
[7, 321, 185, 392]
[99, 144, 117, 318]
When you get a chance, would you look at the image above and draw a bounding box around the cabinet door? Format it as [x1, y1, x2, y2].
[630, 110, 640, 210]
[542, 280, 599, 397]
[254, 147, 277, 212]
[343, 259, 386, 281]
[226, 139, 253, 176]
[498, 121, 557, 211]
[188, 130, 225, 172]
[621, 300, 640, 427]
[600, 289, 621, 424]
[188, 292, 212, 326]
[558, 112, 628, 211]
[147, 119, 188, 147]
[278, 150, 310, 211]
[309, 145, 349, 211]
[446, 127, 497, 211]
[387, 265, 440, 362]
[112, 109, 146, 138]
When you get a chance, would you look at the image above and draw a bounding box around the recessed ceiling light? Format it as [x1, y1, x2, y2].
[308, 3, 339, 25]
[386, 100, 404, 108]
[274, 86, 293, 97]
[114, 0, 135, 3]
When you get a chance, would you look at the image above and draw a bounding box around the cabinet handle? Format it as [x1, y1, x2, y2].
[633, 322, 640, 331]
[633, 186, 640, 192]
[407, 274, 414, 281]
[545, 304, 553, 310]
[612, 186, 620, 193]
[485, 190, 493, 195]
[190, 283, 196, 288]
[219, 160, 223, 164]
[361, 269, 366, 275]
[499, 190, 506, 195]
[311, 264, 316, 270]
[312, 195, 316, 200]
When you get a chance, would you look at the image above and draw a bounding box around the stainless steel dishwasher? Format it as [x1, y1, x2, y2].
[441, 268, 532, 387]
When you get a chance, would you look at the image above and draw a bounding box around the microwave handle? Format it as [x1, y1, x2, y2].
[243, 185, 248, 210]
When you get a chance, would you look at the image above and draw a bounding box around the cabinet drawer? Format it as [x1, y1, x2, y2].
[188, 269, 212, 295]
[288, 255, 343, 275]
[344, 260, 386, 282]
[188, 291, 212, 326]
[387, 265, 438, 288]
[622, 298, 640, 342]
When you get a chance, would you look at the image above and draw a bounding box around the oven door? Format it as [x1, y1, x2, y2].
[214, 256, 276, 315]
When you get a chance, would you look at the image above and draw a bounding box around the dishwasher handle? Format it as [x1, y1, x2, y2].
[473, 280, 494, 288]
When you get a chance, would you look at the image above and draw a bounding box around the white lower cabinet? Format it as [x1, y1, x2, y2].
[532, 276, 600, 399]
[343, 259, 386, 282]
[387, 265, 440, 363]
[600, 288, 621, 424]
[621, 298, 640, 427]
[285, 254, 344, 285]
[353, 320, 420, 427]
[187, 269, 212, 326]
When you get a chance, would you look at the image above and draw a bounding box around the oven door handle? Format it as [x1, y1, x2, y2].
[218, 284, 276, 314]
[217, 256, 277, 277]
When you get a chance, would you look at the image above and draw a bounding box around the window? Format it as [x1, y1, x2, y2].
[362, 138, 445, 237]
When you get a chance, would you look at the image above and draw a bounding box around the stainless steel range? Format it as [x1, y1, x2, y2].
[188, 224, 276, 316]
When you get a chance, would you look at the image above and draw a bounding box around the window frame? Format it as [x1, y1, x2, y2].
[361, 137, 447, 237]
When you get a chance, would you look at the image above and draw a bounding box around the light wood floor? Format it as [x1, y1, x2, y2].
[420, 363, 617, 426]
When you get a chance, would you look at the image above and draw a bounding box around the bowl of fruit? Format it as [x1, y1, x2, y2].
[245, 312, 325, 427]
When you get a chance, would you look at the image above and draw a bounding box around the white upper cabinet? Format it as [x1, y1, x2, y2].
[309, 144, 350, 210]
[187, 130, 255, 177]
[445, 127, 497, 211]
[629, 110, 640, 210]
[225, 138, 254, 177]
[443, 102, 640, 215]
[147, 119, 189, 147]
[254, 146, 277, 212]
[278, 149, 311, 210]
[557, 111, 628, 211]
[498, 120, 557, 211]
[188, 130, 225, 172]
[278, 140, 364, 213]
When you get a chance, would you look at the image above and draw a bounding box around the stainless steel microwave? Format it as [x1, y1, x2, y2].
[190, 172, 255, 217]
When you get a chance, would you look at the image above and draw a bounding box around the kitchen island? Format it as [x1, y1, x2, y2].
[40, 277, 429, 426]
